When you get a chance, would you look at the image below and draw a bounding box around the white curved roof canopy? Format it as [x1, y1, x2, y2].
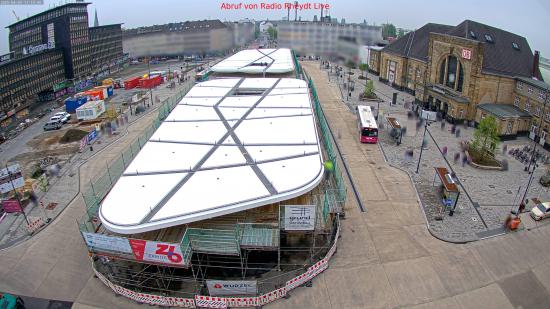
[99, 78, 324, 234]
[210, 48, 295, 74]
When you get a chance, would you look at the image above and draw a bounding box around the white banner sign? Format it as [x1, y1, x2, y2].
[82, 232, 133, 254]
[206, 280, 257, 296]
[129, 239, 186, 266]
[284, 205, 316, 231]
[0, 164, 25, 194]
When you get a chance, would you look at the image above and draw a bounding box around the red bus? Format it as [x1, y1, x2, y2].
[357, 105, 378, 143]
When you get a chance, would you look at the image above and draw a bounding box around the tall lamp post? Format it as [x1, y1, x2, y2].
[147, 57, 153, 105]
[416, 116, 432, 174]
[520, 85, 549, 209]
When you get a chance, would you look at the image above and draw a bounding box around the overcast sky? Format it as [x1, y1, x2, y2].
[1, 0, 549, 56]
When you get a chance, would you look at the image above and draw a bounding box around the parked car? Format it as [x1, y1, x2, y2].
[53, 112, 70, 123]
[530, 201, 550, 221]
[43, 119, 62, 131]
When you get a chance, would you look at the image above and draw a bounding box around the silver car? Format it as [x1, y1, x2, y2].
[530, 202, 550, 221]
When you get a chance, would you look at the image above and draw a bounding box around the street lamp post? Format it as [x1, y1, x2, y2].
[148, 57, 153, 105]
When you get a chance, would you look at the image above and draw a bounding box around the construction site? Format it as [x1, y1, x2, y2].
[78, 49, 347, 307]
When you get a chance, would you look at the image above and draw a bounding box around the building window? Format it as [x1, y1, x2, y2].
[469, 31, 476, 39]
[514, 96, 520, 106]
[545, 111, 550, 122]
[512, 42, 520, 50]
[539, 90, 546, 101]
[528, 87, 533, 94]
[438, 55, 464, 92]
[535, 106, 542, 117]
[484, 34, 493, 43]
[525, 102, 530, 112]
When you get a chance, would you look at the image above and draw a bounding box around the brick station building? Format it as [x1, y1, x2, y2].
[377, 20, 543, 129]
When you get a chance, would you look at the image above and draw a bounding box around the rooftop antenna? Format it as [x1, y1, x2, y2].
[12, 10, 20, 21]
[294, 1, 298, 21]
[320, 6, 323, 22]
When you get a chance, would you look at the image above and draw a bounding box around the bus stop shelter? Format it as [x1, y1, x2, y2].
[432, 167, 460, 215]
[386, 116, 402, 145]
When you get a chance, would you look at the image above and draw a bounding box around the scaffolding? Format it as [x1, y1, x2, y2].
[78, 57, 347, 304]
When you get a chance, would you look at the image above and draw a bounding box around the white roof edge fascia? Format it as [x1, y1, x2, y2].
[98, 165, 324, 235]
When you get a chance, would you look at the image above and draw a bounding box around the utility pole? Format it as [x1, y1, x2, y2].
[520, 85, 549, 207]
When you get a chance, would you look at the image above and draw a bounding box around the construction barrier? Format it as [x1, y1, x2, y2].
[91, 217, 340, 308]
[26, 217, 45, 233]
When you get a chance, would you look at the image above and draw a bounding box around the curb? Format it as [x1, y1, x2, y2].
[377, 137, 478, 244]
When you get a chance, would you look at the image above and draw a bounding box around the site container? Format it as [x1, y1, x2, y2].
[124, 76, 141, 89]
[139, 75, 162, 88]
[84, 89, 104, 100]
[65, 96, 88, 113]
[76, 100, 106, 120]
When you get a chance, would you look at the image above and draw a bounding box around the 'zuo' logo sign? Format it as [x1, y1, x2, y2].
[155, 244, 183, 263]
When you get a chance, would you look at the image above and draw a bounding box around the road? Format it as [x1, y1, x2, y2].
[0, 62, 549, 308]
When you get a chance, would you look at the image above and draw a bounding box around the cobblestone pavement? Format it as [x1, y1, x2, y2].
[0, 77, 195, 249]
[320, 62, 550, 242]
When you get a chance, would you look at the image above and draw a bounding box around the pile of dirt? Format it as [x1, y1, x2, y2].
[59, 129, 89, 143]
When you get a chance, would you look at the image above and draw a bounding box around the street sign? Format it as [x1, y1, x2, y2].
[0, 164, 24, 194]
[284, 205, 316, 231]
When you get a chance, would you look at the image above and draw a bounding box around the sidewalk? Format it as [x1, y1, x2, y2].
[0, 77, 195, 249]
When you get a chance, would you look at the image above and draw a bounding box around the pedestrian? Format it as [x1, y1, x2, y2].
[462, 153, 468, 167]
[441, 121, 446, 130]
[455, 128, 461, 138]
[442, 146, 448, 157]
[503, 144, 508, 154]
[454, 152, 460, 164]
[451, 124, 456, 134]
[404, 149, 414, 161]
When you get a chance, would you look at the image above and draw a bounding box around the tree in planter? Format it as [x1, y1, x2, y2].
[363, 79, 376, 99]
[470, 115, 500, 163]
[358, 63, 368, 79]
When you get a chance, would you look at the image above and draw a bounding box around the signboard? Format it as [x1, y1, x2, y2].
[421, 110, 437, 122]
[0, 52, 14, 64]
[82, 232, 133, 254]
[206, 280, 257, 296]
[22, 41, 54, 56]
[87, 128, 97, 143]
[461, 48, 472, 60]
[129, 239, 186, 266]
[284, 205, 316, 231]
[0, 164, 25, 194]
[2, 199, 22, 213]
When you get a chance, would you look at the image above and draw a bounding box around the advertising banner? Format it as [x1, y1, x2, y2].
[284, 205, 316, 231]
[206, 280, 257, 296]
[1, 199, 22, 213]
[87, 128, 97, 143]
[129, 239, 186, 266]
[82, 232, 133, 254]
[0, 164, 25, 194]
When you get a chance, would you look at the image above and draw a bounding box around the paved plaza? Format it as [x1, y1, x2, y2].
[0, 62, 549, 308]
[322, 62, 550, 242]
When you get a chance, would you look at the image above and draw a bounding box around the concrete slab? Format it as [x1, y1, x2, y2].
[322, 264, 397, 308]
[74, 276, 138, 309]
[389, 201, 425, 227]
[453, 283, 514, 309]
[364, 203, 406, 229]
[34, 267, 92, 301]
[330, 217, 379, 267]
[370, 228, 429, 263]
[405, 296, 461, 309]
[498, 270, 550, 309]
[268, 273, 333, 309]
[430, 250, 493, 295]
[4, 254, 58, 295]
[470, 236, 530, 280]
[349, 166, 387, 201]
[383, 257, 449, 306]
[533, 260, 550, 296]
[402, 225, 466, 256]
